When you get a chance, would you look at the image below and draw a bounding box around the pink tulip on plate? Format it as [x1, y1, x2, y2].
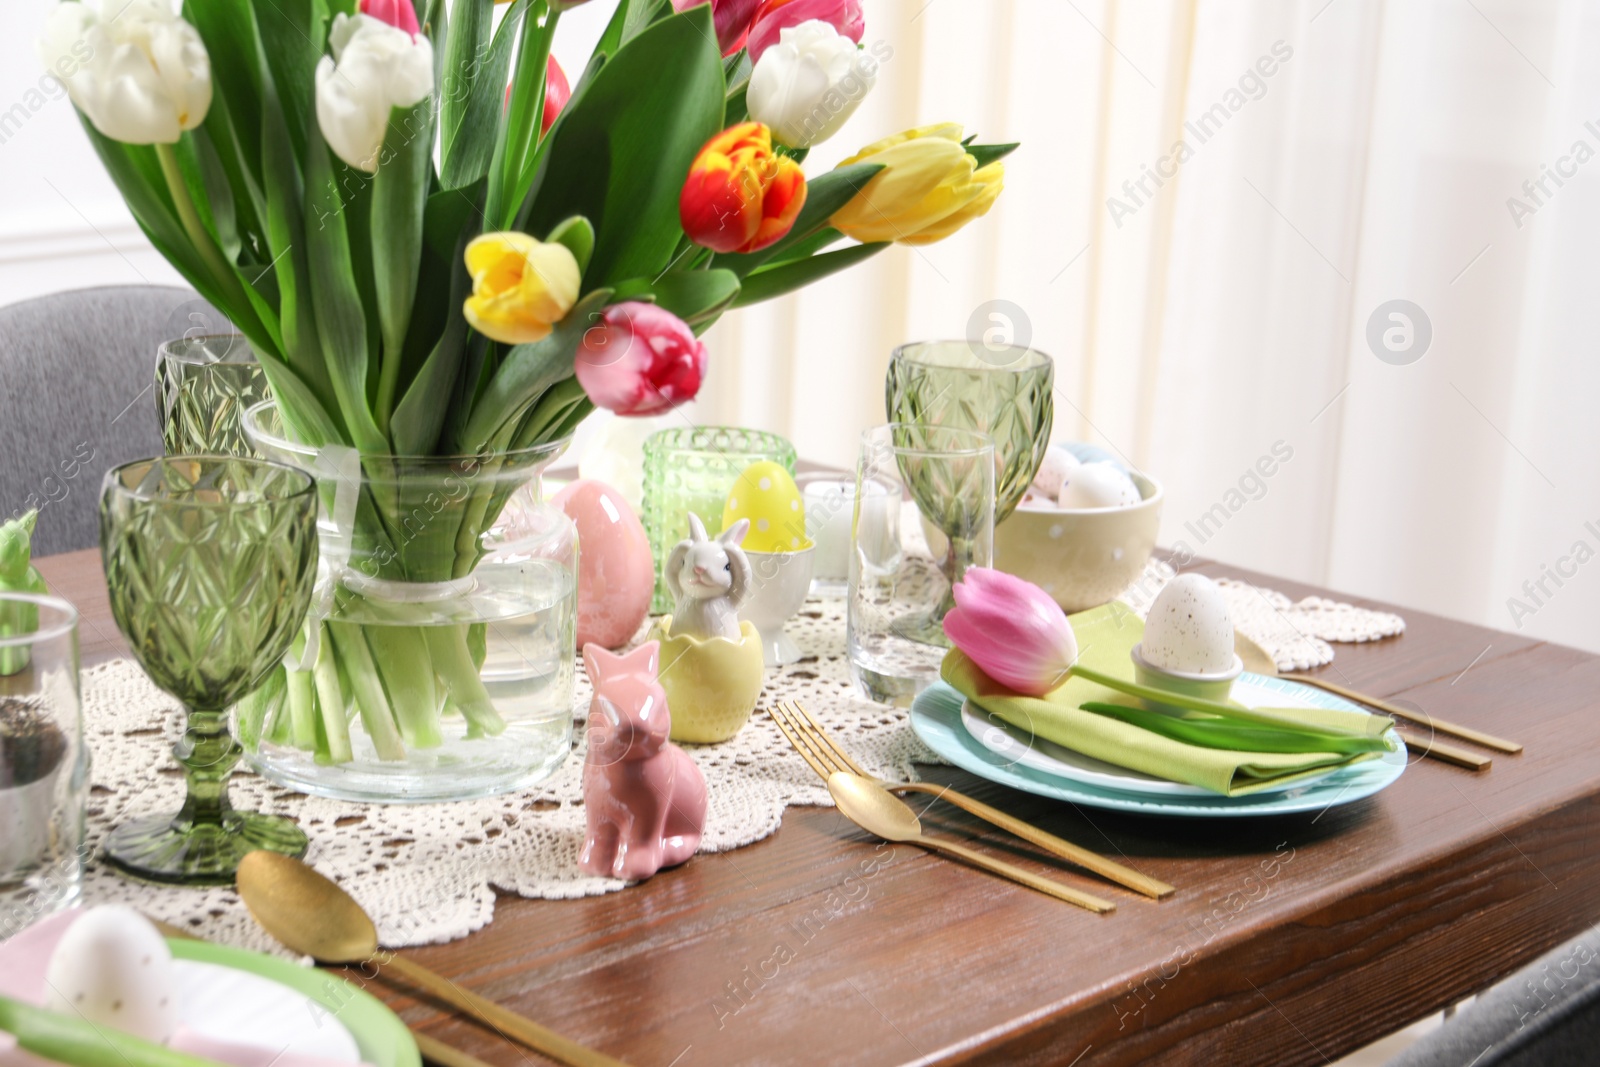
[942, 567, 1080, 696]
[575, 302, 708, 417]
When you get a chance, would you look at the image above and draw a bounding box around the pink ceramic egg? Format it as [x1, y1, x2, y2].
[553, 479, 655, 649]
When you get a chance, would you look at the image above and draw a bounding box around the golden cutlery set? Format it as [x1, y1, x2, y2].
[772, 642, 1520, 914]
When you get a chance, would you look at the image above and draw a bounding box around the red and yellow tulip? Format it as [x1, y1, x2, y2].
[679, 122, 807, 255]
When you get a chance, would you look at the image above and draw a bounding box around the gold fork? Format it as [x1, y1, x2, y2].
[770, 700, 1174, 900]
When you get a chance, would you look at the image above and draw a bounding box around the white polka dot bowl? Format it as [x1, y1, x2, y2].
[992, 471, 1163, 613]
[739, 545, 816, 666]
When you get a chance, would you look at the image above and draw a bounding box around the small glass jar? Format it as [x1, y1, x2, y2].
[641, 426, 797, 613]
[0, 593, 87, 930]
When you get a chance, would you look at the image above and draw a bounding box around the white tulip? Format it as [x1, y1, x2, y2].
[315, 13, 433, 173]
[746, 19, 875, 149]
[37, 0, 212, 145]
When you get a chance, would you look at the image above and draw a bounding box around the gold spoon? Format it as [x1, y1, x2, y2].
[235, 852, 629, 1067]
[1234, 632, 1504, 769]
[825, 771, 1116, 914]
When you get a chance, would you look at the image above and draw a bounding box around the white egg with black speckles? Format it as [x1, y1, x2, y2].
[1032, 446, 1081, 498]
[45, 905, 179, 1044]
[1142, 574, 1236, 674]
[1058, 461, 1140, 509]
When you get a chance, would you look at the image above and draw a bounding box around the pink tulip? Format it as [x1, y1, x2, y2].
[359, 0, 420, 35]
[942, 567, 1079, 696]
[575, 302, 708, 417]
[541, 55, 570, 135]
[672, 0, 766, 56]
[745, 0, 864, 62]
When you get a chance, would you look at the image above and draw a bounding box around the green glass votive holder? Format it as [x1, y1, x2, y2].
[642, 427, 797, 613]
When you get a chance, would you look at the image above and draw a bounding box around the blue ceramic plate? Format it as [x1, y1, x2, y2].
[910, 675, 1407, 817]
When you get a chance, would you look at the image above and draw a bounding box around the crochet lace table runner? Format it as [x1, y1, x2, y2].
[66, 561, 1402, 953]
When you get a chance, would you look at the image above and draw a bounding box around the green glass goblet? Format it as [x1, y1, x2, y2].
[98, 456, 318, 885]
[155, 335, 271, 457]
[885, 340, 1054, 524]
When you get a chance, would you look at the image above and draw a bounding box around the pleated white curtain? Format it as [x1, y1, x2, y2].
[628, 0, 1599, 654]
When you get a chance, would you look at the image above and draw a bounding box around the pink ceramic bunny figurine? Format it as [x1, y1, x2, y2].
[580, 641, 708, 880]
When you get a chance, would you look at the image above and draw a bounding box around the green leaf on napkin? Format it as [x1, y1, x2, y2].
[1080, 702, 1392, 756]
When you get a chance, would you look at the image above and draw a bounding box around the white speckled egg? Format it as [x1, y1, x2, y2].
[1032, 446, 1081, 498]
[1142, 574, 1236, 674]
[1058, 461, 1140, 509]
[45, 905, 179, 1043]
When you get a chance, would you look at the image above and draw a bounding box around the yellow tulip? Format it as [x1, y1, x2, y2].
[830, 124, 1005, 246]
[462, 232, 580, 345]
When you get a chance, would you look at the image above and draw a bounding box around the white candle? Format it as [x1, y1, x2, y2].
[801, 477, 856, 581]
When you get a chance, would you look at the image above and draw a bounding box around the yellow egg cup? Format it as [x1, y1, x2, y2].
[646, 616, 767, 743]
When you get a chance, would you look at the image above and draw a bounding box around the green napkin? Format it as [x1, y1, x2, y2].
[940, 604, 1384, 797]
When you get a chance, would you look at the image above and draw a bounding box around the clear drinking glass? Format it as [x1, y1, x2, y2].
[641, 426, 797, 613]
[885, 340, 1053, 524]
[99, 456, 319, 884]
[156, 335, 271, 456]
[0, 593, 86, 929]
[848, 425, 995, 705]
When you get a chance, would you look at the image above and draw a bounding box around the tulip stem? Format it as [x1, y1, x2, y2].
[494, 4, 558, 230]
[156, 142, 252, 320]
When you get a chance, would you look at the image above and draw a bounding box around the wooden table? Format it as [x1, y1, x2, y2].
[38, 547, 1600, 1067]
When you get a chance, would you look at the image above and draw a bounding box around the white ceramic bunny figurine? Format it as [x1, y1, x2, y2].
[665, 512, 752, 641]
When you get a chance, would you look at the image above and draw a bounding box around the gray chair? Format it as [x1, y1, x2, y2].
[1389, 924, 1600, 1066]
[0, 285, 222, 556]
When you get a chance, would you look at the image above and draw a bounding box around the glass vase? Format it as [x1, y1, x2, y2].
[242, 403, 578, 803]
[641, 426, 797, 613]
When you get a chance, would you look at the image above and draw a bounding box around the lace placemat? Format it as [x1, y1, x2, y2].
[67, 561, 1402, 952]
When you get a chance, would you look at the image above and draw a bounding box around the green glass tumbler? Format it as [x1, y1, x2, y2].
[98, 456, 318, 884]
[641, 426, 797, 613]
[156, 335, 271, 457]
[885, 341, 1054, 524]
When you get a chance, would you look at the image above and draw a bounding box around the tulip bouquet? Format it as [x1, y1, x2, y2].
[41, 0, 1016, 768]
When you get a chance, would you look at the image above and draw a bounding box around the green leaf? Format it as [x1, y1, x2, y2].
[520, 5, 724, 287]
[491, 2, 556, 230]
[261, 80, 336, 409]
[372, 100, 435, 426]
[512, 375, 589, 449]
[760, 226, 844, 267]
[713, 162, 882, 276]
[545, 215, 595, 274]
[967, 142, 1021, 169]
[305, 131, 387, 452]
[732, 241, 889, 307]
[440, 0, 528, 190]
[613, 269, 740, 327]
[1081, 703, 1393, 757]
[438, 0, 485, 171]
[173, 129, 239, 262]
[424, 179, 486, 261]
[254, 0, 328, 162]
[590, 0, 671, 68]
[392, 236, 474, 455]
[457, 288, 612, 452]
[183, 0, 266, 178]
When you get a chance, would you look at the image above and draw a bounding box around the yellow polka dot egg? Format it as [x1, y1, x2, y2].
[723, 461, 812, 553]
